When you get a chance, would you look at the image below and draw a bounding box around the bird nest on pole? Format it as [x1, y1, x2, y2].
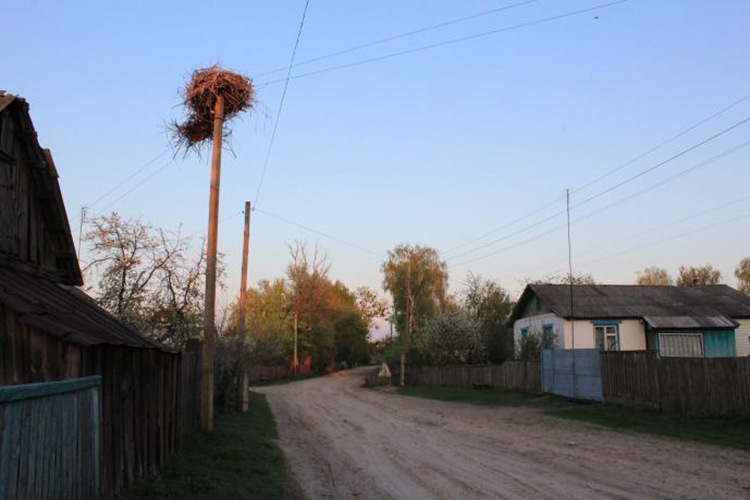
[172, 65, 255, 153]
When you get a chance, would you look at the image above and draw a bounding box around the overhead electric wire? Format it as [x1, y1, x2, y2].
[187, 210, 244, 240]
[254, 0, 536, 79]
[444, 195, 564, 256]
[254, 207, 382, 257]
[445, 90, 750, 258]
[253, 0, 311, 207]
[581, 212, 750, 266]
[492, 193, 750, 284]
[571, 138, 750, 226]
[572, 91, 750, 193]
[571, 115, 750, 210]
[576, 194, 750, 259]
[451, 133, 750, 267]
[96, 157, 176, 215]
[448, 114, 750, 263]
[87, 147, 170, 209]
[261, 0, 628, 86]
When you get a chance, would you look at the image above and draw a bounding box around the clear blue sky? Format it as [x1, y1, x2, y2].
[5, 0, 750, 316]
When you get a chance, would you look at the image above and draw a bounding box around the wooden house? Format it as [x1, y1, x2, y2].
[0, 92, 201, 497]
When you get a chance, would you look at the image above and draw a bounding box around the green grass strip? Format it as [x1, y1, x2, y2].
[118, 392, 295, 500]
[395, 386, 750, 452]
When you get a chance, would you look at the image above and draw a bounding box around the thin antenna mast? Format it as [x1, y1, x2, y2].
[567, 189, 575, 349]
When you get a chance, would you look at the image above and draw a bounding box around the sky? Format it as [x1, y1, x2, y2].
[4, 0, 750, 328]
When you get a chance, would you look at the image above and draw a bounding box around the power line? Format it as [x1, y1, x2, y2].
[571, 138, 750, 227]
[254, 0, 537, 79]
[572, 91, 750, 193]
[448, 114, 750, 263]
[445, 90, 750, 257]
[186, 210, 244, 240]
[87, 147, 170, 209]
[444, 195, 564, 256]
[493, 203, 750, 286]
[254, 207, 382, 257]
[451, 135, 750, 267]
[572, 115, 750, 209]
[95, 157, 175, 215]
[453, 220, 569, 268]
[261, 1, 628, 86]
[254, 0, 311, 207]
[576, 194, 750, 260]
[581, 212, 750, 267]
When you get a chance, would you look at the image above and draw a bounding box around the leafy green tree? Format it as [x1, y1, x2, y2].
[237, 279, 293, 365]
[677, 264, 722, 286]
[284, 242, 371, 371]
[355, 286, 389, 328]
[636, 266, 673, 285]
[334, 311, 370, 366]
[735, 257, 750, 294]
[382, 244, 449, 349]
[463, 274, 515, 363]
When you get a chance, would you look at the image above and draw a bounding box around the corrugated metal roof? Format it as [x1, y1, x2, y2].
[509, 284, 750, 324]
[0, 266, 163, 349]
[642, 315, 738, 330]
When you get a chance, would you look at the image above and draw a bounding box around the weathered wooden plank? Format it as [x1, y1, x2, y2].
[0, 402, 20, 499]
[0, 375, 102, 403]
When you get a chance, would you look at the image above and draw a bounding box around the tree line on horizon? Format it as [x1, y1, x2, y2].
[80, 212, 750, 370]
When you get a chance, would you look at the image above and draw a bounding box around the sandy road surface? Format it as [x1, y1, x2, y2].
[256, 367, 750, 499]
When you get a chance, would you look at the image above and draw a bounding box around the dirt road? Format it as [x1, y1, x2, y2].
[256, 367, 750, 499]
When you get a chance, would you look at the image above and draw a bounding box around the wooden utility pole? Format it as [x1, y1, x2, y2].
[292, 312, 299, 375]
[201, 94, 225, 431]
[236, 201, 251, 412]
[400, 260, 412, 387]
[77, 206, 87, 260]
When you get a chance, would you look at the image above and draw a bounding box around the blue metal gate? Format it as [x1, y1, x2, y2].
[542, 349, 603, 401]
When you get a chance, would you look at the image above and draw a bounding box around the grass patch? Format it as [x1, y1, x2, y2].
[548, 404, 750, 451]
[396, 386, 554, 408]
[394, 386, 750, 451]
[117, 392, 296, 500]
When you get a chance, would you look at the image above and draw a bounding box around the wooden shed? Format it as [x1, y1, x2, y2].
[0, 92, 201, 497]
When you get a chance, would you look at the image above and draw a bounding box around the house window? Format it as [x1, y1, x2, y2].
[542, 324, 554, 347]
[659, 333, 704, 357]
[595, 325, 618, 351]
[521, 327, 529, 342]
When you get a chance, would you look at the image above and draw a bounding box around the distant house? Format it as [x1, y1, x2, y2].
[509, 284, 750, 358]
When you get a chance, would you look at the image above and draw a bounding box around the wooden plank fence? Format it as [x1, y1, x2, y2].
[601, 352, 750, 415]
[0, 309, 203, 498]
[0, 376, 101, 500]
[95, 344, 201, 497]
[385, 362, 541, 393]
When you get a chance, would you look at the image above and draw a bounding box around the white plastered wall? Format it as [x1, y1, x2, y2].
[513, 313, 565, 349]
[736, 319, 750, 357]
[561, 319, 646, 350]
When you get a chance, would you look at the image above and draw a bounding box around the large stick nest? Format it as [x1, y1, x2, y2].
[172, 65, 254, 151]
